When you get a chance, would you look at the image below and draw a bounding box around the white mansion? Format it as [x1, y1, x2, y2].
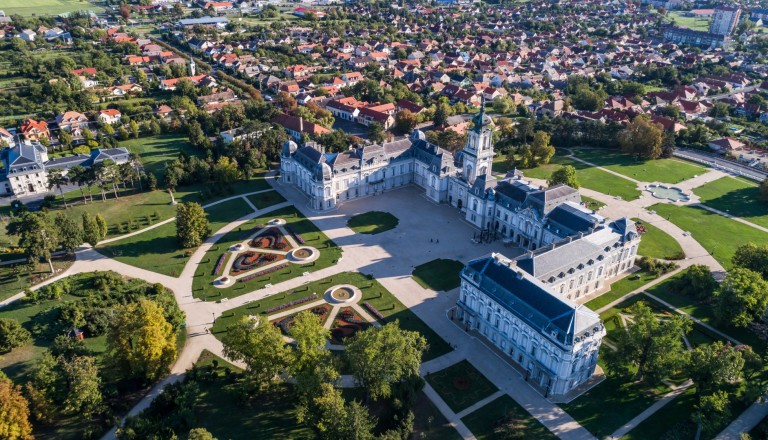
[279, 101, 641, 397]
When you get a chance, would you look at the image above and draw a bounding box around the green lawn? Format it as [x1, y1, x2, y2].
[573, 149, 703, 184]
[668, 11, 711, 32]
[692, 176, 768, 229]
[246, 191, 286, 210]
[582, 196, 606, 210]
[633, 218, 685, 260]
[412, 259, 464, 292]
[561, 361, 671, 439]
[97, 198, 253, 277]
[192, 206, 342, 301]
[119, 133, 198, 180]
[522, 155, 642, 200]
[621, 387, 696, 439]
[1, 0, 105, 16]
[347, 211, 400, 235]
[462, 394, 557, 440]
[584, 270, 658, 311]
[211, 272, 452, 361]
[425, 360, 498, 413]
[650, 203, 766, 270]
[0, 256, 74, 302]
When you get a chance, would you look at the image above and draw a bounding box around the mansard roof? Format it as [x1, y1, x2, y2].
[464, 254, 601, 347]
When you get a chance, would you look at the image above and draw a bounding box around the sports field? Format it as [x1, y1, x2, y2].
[1, 0, 105, 16]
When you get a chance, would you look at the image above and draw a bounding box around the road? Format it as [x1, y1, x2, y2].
[673, 148, 767, 182]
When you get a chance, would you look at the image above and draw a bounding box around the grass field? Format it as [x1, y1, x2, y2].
[425, 360, 498, 413]
[1, 0, 105, 16]
[692, 176, 768, 229]
[561, 361, 671, 439]
[119, 133, 197, 179]
[462, 394, 557, 440]
[193, 206, 342, 300]
[97, 198, 254, 277]
[523, 155, 642, 200]
[347, 211, 399, 235]
[572, 149, 703, 184]
[650, 203, 766, 270]
[0, 256, 74, 302]
[412, 259, 464, 292]
[633, 218, 685, 260]
[210, 271, 452, 361]
[668, 11, 711, 32]
[246, 190, 286, 210]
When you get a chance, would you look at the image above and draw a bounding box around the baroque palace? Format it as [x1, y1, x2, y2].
[279, 101, 641, 397]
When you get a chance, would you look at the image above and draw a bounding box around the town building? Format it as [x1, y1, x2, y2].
[710, 5, 742, 36]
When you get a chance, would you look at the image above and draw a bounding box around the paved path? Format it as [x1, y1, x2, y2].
[714, 399, 768, 440]
[608, 380, 694, 439]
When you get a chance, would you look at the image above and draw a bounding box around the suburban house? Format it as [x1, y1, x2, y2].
[55, 111, 89, 136]
[98, 109, 122, 125]
[20, 119, 50, 141]
[272, 114, 331, 140]
[708, 137, 745, 152]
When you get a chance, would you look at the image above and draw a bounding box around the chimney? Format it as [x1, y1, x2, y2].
[516, 270, 524, 280]
[299, 117, 304, 133]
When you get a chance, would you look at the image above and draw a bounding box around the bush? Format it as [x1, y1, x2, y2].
[637, 256, 677, 277]
[672, 265, 718, 301]
[0, 318, 32, 352]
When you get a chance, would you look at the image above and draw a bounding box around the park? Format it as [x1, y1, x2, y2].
[0, 142, 767, 440]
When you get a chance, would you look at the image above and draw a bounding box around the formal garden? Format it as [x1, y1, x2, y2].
[412, 259, 465, 292]
[0, 271, 184, 440]
[193, 206, 342, 300]
[211, 271, 452, 361]
[347, 211, 400, 235]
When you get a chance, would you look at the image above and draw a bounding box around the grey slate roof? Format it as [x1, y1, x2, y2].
[464, 255, 602, 347]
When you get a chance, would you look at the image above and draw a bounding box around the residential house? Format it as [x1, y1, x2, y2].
[708, 137, 745, 152]
[272, 113, 331, 140]
[55, 111, 89, 137]
[98, 109, 122, 125]
[19, 119, 50, 141]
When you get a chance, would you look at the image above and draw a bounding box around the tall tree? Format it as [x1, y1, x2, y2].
[433, 102, 449, 128]
[732, 243, 768, 280]
[394, 110, 417, 134]
[715, 268, 768, 328]
[188, 428, 217, 440]
[7, 212, 59, 273]
[674, 265, 718, 300]
[548, 165, 579, 188]
[346, 321, 427, 401]
[47, 169, 69, 208]
[530, 131, 555, 166]
[297, 383, 376, 440]
[221, 316, 290, 393]
[605, 301, 691, 382]
[61, 356, 103, 417]
[367, 122, 385, 144]
[760, 179, 768, 205]
[67, 165, 89, 203]
[55, 213, 83, 254]
[106, 299, 177, 382]
[212, 157, 239, 185]
[0, 373, 34, 440]
[82, 212, 105, 246]
[618, 116, 663, 159]
[176, 202, 210, 248]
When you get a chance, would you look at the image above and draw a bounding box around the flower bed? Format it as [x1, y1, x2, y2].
[264, 293, 317, 314]
[213, 253, 228, 276]
[238, 263, 290, 283]
[231, 252, 284, 275]
[287, 226, 305, 245]
[250, 227, 290, 251]
[363, 302, 385, 322]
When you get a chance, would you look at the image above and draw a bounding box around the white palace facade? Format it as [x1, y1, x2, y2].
[279, 100, 641, 397]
